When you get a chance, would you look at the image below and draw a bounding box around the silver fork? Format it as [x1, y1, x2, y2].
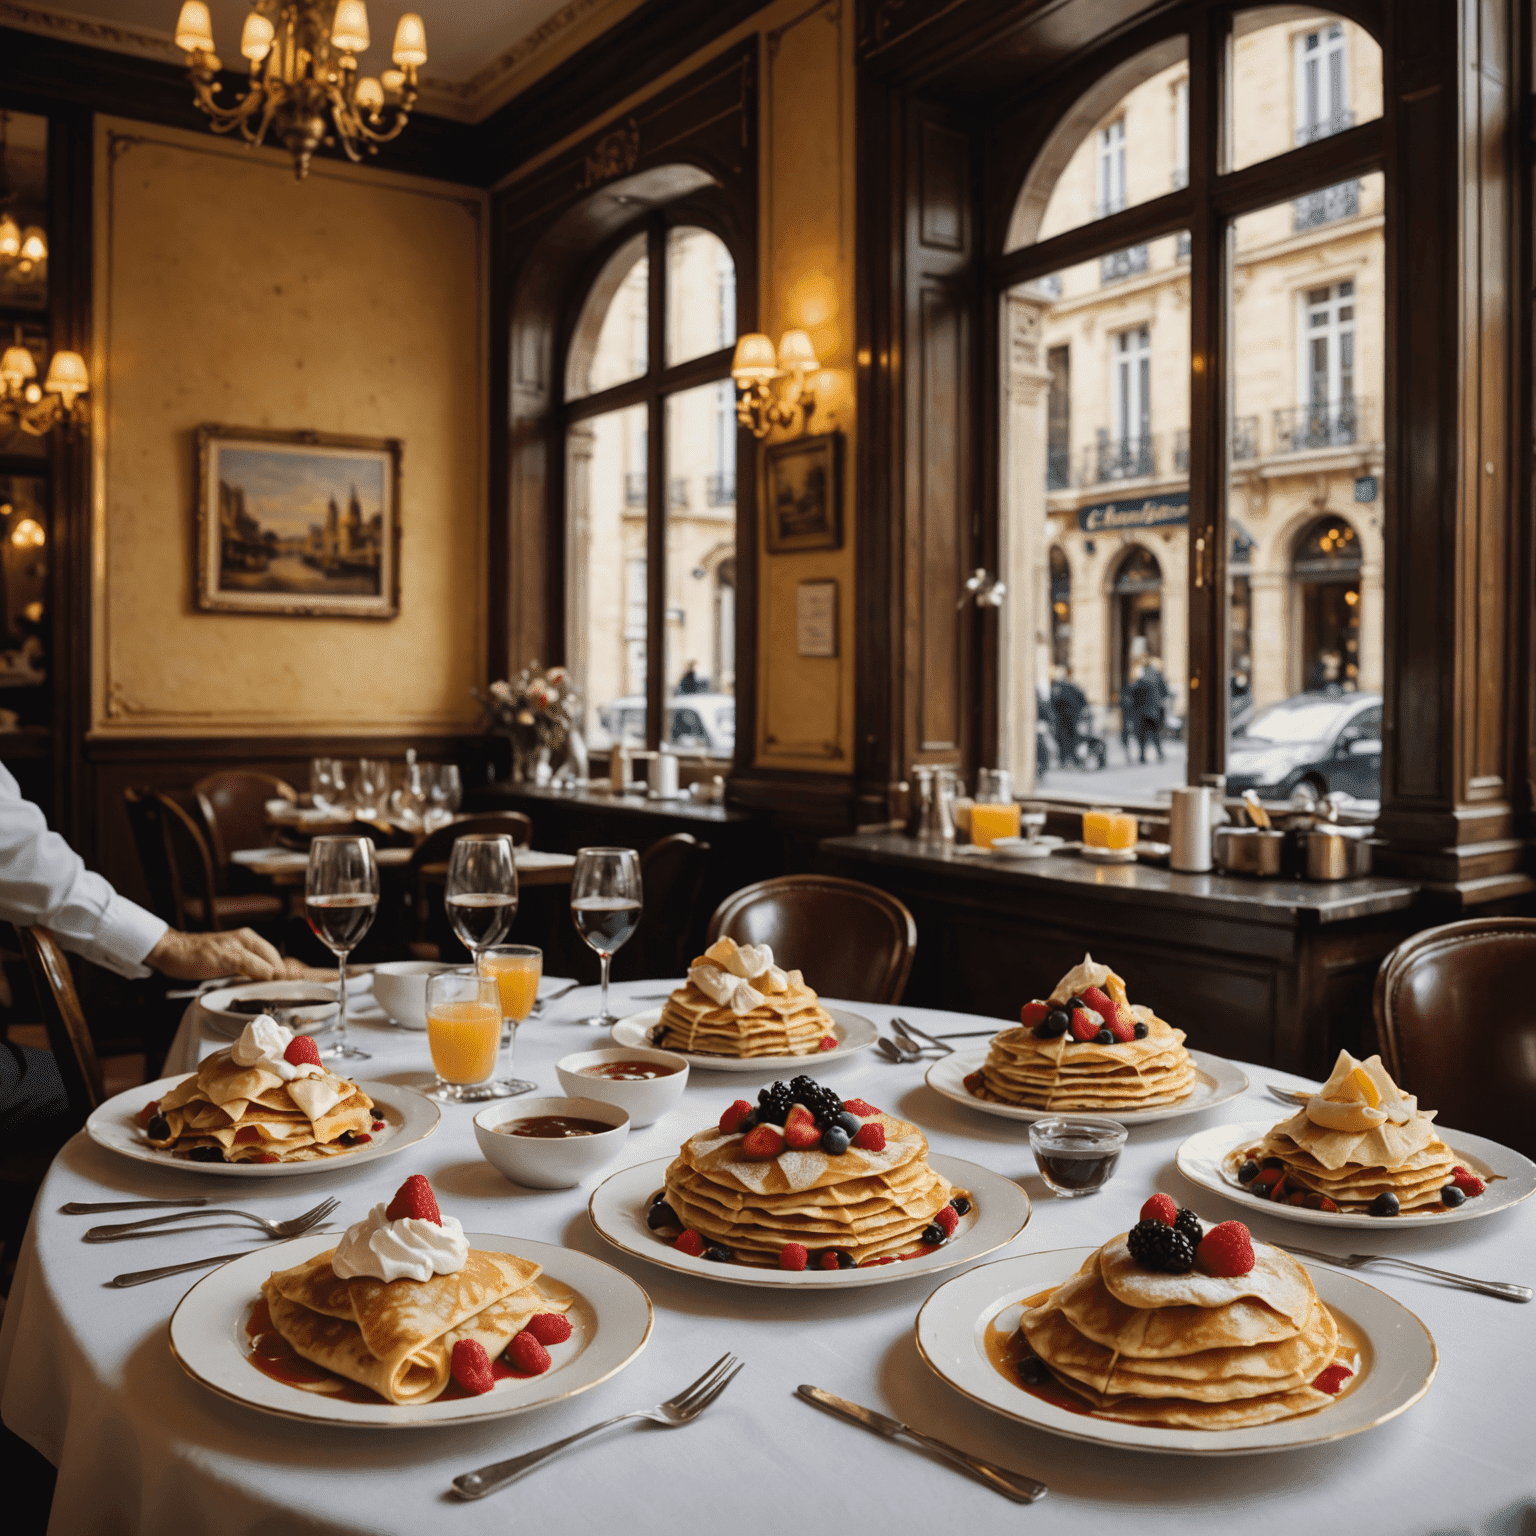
[891, 1018, 953, 1055]
[877, 1035, 919, 1064]
[452, 1353, 744, 1501]
[1267, 1082, 1313, 1107]
[1279, 1243, 1532, 1303]
[85, 1196, 339, 1243]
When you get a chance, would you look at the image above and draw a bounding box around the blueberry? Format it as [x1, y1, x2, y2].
[1095, 1029, 1114, 1044]
[1043, 1009, 1071, 1036]
[646, 1199, 680, 1231]
[835, 1111, 861, 1136]
[922, 1223, 945, 1244]
[1440, 1184, 1466, 1208]
[820, 1126, 851, 1155]
[950, 1196, 971, 1216]
[1368, 1192, 1400, 1217]
[1132, 1022, 1149, 1039]
[704, 1245, 732, 1262]
[146, 1115, 170, 1141]
[1018, 1355, 1049, 1386]
[1237, 1159, 1260, 1185]
[188, 1145, 226, 1163]
[835, 1251, 857, 1269]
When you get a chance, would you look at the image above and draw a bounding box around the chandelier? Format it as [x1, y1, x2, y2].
[173, 2, 428, 181]
[1, 328, 89, 437]
[0, 112, 48, 290]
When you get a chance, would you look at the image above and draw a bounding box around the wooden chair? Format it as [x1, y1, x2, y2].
[1374, 916, 1536, 1156]
[14, 925, 105, 1120]
[706, 874, 917, 1005]
[405, 813, 536, 956]
[613, 832, 711, 981]
[193, 770, 296, 867]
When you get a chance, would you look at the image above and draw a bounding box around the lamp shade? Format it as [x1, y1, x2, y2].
[354, 76, 384, 112]
[43, 350, 89, 407]
[0, 345, 37, 389]
[331, 0, 370, 52]
[731, 333, 781, 382]
[0, 215, 19, 258]
[174, 0, 216, 52]
[240, 11, 274, 60]
[392, 13, 427, 67]
[18, 229, 46, 264]
[777, 329, 819, 372]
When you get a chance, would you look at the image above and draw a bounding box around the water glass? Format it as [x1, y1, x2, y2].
[353, 757, 390, 819]
[426, 969, 504, 1102]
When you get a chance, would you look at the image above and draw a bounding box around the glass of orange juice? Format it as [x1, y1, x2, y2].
[426, 969, 505, 1102]
[479, 943, 542, 1096]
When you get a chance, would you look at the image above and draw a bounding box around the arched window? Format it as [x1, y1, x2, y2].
[1048, 544, 1072, 667]
[1292, 514, 1362, 694]
[562, 211, 741, 760]
[1110, 546, 1163, 703]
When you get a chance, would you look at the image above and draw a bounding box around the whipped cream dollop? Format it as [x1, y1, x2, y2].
[1304, 1051, 1415, 1134]
[1047, 953, 1127, 1008]
[331, 1202, 469, 1283]
[691, 938, 789, 1012]
[230, 1015, 324, 1082]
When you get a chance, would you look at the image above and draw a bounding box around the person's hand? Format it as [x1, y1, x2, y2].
[144, 928, 306, 983]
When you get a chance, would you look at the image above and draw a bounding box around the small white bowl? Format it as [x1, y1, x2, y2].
[555, 1045, 689, 1127]
[474, 1096, 630, 1189]
[372, 961, 452, 1030]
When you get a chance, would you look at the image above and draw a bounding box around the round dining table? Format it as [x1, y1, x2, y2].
[2, 980, 1532, 1536]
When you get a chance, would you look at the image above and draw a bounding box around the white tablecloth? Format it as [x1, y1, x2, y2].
[3, 983, 1532, 1536]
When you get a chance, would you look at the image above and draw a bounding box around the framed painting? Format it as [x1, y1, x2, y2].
[194, 425, 401, 618]
[764, 430, 843, 554]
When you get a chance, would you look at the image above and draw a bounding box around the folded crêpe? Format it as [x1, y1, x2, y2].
[1239, 1050, 1456, 1211]
[662, 1109, 958, 1264]
[149, 1048, 375, 1162]
[1021, 1232, 1347, 1428]
[656, 937, 836, 1058]
[973, 955, 1196, 1111]
[262, 1247, 569, 1404]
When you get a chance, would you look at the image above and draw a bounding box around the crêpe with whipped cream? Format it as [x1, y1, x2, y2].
[1019, 1228, 1349, 1428]
[1234, 1050, 1458, 1211]
[970, 955, 1197, 1111]
[146, 1016, 375, 1163]
[655, 937, 837, 1058]
[662, 1106, 960, 1265]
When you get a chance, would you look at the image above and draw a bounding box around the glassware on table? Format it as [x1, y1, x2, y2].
[969, 767, 1020, 848]
[428, 763, 463, 826]
[1027, 1116, 1128, 1196]
[479, 943, 542, 1096]
[390, 751, 427, 831]
[569, 846, 642, 1028]
[304, 834, 378, 1060]
[445, 834, 518, 960]
[353, 757, 390, 820]
[426, 968, 505, 1101]
[1082, 808, 1138, 850]
[308, 756, 340, 814]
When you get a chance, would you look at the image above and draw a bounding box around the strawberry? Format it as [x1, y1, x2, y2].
[235, 1127, 262, 1144]
[1103, 1003, 1136, 1043]
[778, 1243, 808, 1271]
[818, 1251, 842, 1270]
[962, 1072, 984, 1093]
[783, 1104, 822, 1150]
[385, 1174, 442, 1227]
[1317, 1196, 1340, 1213]
[506, 1332, 551, 1376]
[450, 1339, 495, 1395]
[1312, 1363, 1353, 1395]
[1020, 1001, 1049, 1028]
[675, 1230, 705, 1256]
[1068, 1007, 1103, 1042]
[1080, 986, 1115, 1017]
[933, 1205, 959, 1236]
[1140, 1193, 1178, 1226]
[136, 1099, 161, 1129]
[852, 1123, 886, 1153]
[719, 1099, 754, 1134]
[1451, 1166, 1486, 1197]
[818, 1036, 837, 1052]
[1287, 1190, 1310, 1206]
[1196, 1221, 1256, 1278]
[739, 1124, 786, 1159]
[1252, 1168, 1283, 1192]
[841, 1099, 879, 1117]
[525, 1313, 572, 1347]
[283, 1035, 322, 1068]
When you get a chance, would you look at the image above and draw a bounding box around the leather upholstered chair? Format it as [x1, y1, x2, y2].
[706, 874, 917, 1005]
[1373, 917, 1536, 1157]
[193, 771, 296, 866]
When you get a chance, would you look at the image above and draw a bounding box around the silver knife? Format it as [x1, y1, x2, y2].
[796, 1385, 1046, 1503]
[62, 1198, 210, 1214]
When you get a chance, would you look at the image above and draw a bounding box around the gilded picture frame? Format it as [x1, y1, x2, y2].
[764, 430, 844, 554]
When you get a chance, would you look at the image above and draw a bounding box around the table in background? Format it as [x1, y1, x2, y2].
[3, 986, 1531, 1536]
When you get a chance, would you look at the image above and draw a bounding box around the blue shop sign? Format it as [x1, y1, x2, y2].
[1078, 492, 1189, 533]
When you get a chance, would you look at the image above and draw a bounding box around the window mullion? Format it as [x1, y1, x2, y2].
[645, 216, 667, 754]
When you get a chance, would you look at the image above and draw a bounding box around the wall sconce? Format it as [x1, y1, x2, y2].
[956, 568, 1007, 609]
[731, 329, 820, 439]
[0, 329, 89, 436]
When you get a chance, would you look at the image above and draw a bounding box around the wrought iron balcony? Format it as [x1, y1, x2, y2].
[1086, 434, 1156, 484]
[1046, 445, 1072, 491]
[625, 475, 694, 508]
[1273, 397, 1369, 453]
[1100, 244, 1150, 283]
[668, 477, 690, 510]
[1231, 415, 1258, 463]
[624, 472, 646, 507]
[1295, 108, 1356, 145]
[1174, 430, 1189, 475]
[1293, 180, 1360, 231]
[705, 472, 736, 507]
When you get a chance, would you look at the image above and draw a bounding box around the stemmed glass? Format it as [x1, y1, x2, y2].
[308, 757, 339, 814]
[445, 834, 518, 962]
[305, 835, 378, 1060]
[479, 943, 542, 1096]
[427, 764, 462, 830]
[353, 757, 390, 820]
[569, 846, 642, 1028]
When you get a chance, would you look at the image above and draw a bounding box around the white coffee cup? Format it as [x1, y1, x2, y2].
[648, 750, 679, 799]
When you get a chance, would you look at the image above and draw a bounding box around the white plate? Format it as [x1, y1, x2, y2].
[1177, 1120, 1536, 1229]
[1079, 845, 1138, 864]
[915, 1247, 1437, 1455]
[925, 1046, 1250, 1125]
[169, 1232, 652, 1427]
[588, 1152, 1030, 1289]
[199, 980, 343, 1040]
[610, 1005, 878, 1073]
[86, 1074, 440, 1179]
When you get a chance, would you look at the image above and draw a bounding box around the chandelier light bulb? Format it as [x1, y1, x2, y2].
[174, 0, 216, 52]
[354, 77, 384, 113]
[239, 12, 274, 60]
[331, 0, 370, 53]
[23, 382, 41, 404]
[0, 215, 19, 258]
[391, 13, 427, 67]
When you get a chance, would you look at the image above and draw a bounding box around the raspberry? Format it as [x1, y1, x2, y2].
[450, 1339, 495, 1395]
[739, 1125, 785, 1159]
[1019, 1001, 1049, 1028]
[933, 1205, 959, 1236]
[283, 1035, 322, 1068]
[783, 1104, 822, 1150]
[841, 1099, 879, 1117]
[851, 1122, 886, 1152]
[1080, 986, 1114, 1017]
[963, 1072, 984, 1093]
[1195, 1221, 1255, 1278]
[778, 1243, 808, 1271]
[1252, 1168, 1283, 1192]
[675, 1230, 705, 1256]
[525, 1313, 572, 1346]
[1140, 1193, 1178, 1226]
[719, 1099, 754, 1134]
[1451, 1166, 1486, 1197]
[136, 1099, 161, 1128]
[384, 1174, 441, 1226]
[1068, 1007, 1103, 1042]
[506, 1331, 551, 1376]
[1313, 1363, 1353, 1395]
[818, 1036, 837, 1052]
[818, 1252, 842, 1270]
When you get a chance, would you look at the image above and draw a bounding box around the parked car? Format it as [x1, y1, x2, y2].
[589, 692, 736, 758]
[1225, 691, 1382, 801]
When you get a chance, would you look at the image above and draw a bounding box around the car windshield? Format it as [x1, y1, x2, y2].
[1239, 697, 1354, 744]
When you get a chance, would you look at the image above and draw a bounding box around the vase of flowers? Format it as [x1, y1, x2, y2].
[476, 663, 581, 783]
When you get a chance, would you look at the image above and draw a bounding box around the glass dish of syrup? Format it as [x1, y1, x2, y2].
[1027, 1116, 1127, 1196]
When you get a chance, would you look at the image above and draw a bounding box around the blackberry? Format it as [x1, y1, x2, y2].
[1173, 1208, 1203, 1248]
[1237, 1159, 1260, 1183]
[950, 1196, 972, 1216]
[757, 1082, 794, 1126]
[835, 1250, 857, 1269]
[787, 1075, 844, 1127]
[146, 1115, 170, 1141]
[188, 1145, 226, 1163]
[1440, 1185, 1466, 1208]
[1126, 1218, 1196, 1273]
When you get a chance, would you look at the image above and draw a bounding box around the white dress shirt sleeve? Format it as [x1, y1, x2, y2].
[0, 762, 168, 978]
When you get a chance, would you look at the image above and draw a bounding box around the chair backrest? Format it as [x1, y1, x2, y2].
[193, 771, 296, 866]
[407, 813, 534, 876]
[706, 874, 917, 1005]
[14, 925, 105, 1118]
[1374, 917, 1536, 1156]
[618, 832, 711, 980]
[122, 786, 222, 931]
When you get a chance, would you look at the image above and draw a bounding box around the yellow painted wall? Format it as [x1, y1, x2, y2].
[91, 117, 488, 737]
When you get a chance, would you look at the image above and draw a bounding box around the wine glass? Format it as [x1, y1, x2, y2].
[354, 757, 389, 820]
[569, 846, 642, 1028]
[428, 764, 463, 829]
[425, 968, 504, 1102]
[305, 835, 378, 1060]
[308, 757, 338, 813]
[445, 834, 518, 964]
[479, 943, 542, 1096]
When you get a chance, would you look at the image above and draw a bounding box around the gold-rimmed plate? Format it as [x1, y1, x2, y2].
[168, 1233, 652, 1427]
[915, 1247, 1437, 1455]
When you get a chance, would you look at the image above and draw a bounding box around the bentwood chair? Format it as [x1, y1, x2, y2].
[1374, 917, 1536, 1157]
[404, 813, 536, 957]
[13, 925, 105, 1121]
[193, 770, 296, 867]
[612, 832, 712, 981]
[706, 874, 917, 1005]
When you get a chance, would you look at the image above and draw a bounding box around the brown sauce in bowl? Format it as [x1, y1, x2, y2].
[500, 1115, 614, 1138]
[580, 1060, 680, 1081]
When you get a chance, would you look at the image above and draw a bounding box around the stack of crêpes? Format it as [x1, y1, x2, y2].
[1021, 1226, 1350, 1428]
[663, 1106, 959, 1265]
[970, 955, 1196, 1112]
[1238, 1049, 1459, 1212]
[146, 1016, 376, 1164]
[655, 937, 837, 1058]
